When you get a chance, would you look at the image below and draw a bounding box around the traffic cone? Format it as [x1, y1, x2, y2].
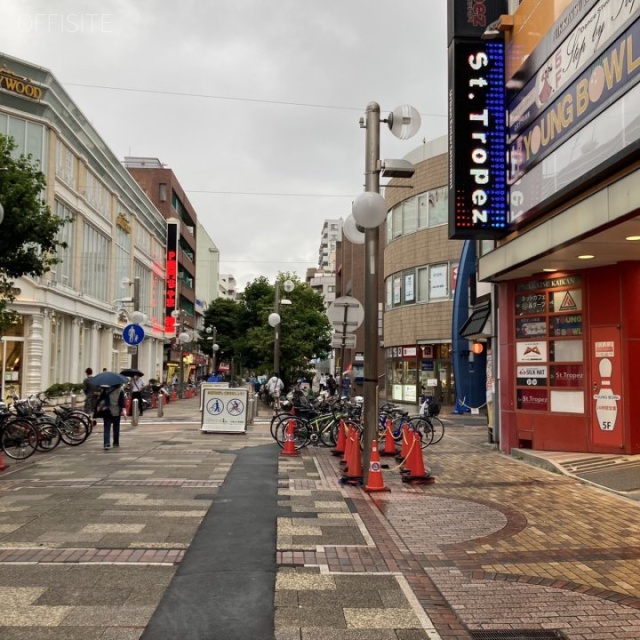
[151, 393, 157, 409]
[365, 440, 390, 492]
[340, 430, 363, 485]
[170, 388, 177, 402]
[339, 423, 352, 468]
[402, 432, 435, 484]
[332, 419, 347, 456]
[381, 418, 397, 457]
[0, 451, 8, 472]
[280, 418, 300, 457]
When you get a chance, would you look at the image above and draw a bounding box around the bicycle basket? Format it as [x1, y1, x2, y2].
[428, 402, 441, 417]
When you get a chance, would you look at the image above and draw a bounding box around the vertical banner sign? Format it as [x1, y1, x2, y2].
[448, 39, 508, 239]
[447, 0, 508, 42]
[165, 220, 179, 333]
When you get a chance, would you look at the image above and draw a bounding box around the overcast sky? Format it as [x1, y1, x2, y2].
[0, 0, 448, 291]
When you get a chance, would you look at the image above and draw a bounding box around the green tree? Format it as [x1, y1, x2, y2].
[240, 274, 332, 386]
[0, 134, 67, 333]
[200, 297, 245, 368]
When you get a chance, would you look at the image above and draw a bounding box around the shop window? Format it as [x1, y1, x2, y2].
[515, 280, 584, 414]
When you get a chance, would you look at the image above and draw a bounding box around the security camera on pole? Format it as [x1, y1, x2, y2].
[354, 102, 420, 485]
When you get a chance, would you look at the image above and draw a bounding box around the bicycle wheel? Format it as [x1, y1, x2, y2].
[35, 419, 62, 452]
[1, 420, 38, 460]
[58, 416, 89, 446]
[318, 416, 337, 447]
[409, 417, 435, 449]
[428, 415, 445, 444]
[275, 416, 311, 450]
[270, 411, 292, 441]
[67, 410, 93, 435]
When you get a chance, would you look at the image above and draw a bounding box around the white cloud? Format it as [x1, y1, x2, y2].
[0, 0, 448, 290]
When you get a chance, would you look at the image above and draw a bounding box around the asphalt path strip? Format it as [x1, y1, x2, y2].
[140, 442, 279, 640]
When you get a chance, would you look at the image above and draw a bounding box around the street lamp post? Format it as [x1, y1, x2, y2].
[268, 279, 294, 377]
[354, 102, 420, 484]
[205, 325, 219, 375]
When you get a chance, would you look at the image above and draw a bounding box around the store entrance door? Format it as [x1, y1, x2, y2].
[1, 337, 24, 401]
[436, 359, 455, 406]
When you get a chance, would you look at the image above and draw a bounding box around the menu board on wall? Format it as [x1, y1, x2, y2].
[516, 293, 546, 316]
[514, 281, 585, 413]
[516, 317, 547, 338]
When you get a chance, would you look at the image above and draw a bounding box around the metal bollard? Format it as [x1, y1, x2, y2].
[157, 393, 164, 418]
[131, 398, 139, 427]
[248, 397, 254, 424]
[70, 393, 77, 409]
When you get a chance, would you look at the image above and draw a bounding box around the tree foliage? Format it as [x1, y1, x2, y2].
[202, 274, 332, 387]
[0, 134, 67, 333]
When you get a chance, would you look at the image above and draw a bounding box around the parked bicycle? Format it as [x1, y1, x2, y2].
[0, 403, 37, 460]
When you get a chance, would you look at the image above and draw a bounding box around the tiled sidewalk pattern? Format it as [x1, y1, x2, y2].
[1, 403, 640, 639]
[275, 433, 640, 639]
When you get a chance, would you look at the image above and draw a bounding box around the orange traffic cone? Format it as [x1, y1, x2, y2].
[170, 388, 177, 402]
[402, 432, 435, 484]
[151, 393, 157, 409]
[381, 418, 397, 457]
[332, 419, 347, 456]
[339, 423, 352, 468]
[0, 451, 8, 472]
[280, 418, 300, 457]
[340, 430, 363, 485]
[365, 440, 390, 492]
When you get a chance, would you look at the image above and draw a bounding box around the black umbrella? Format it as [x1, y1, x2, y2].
[120, 368, 144, 378]
[91, 371, 128, 387]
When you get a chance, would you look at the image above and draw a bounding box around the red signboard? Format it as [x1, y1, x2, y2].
[517, 388, 548, 411]
[165, 222, 179, 333]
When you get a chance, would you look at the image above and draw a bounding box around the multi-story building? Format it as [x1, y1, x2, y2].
[449, 0, 640, 454]
[306, 267, 336, 307]
[218, 274, 237, 300]
[318, 219, 342, 271]
[383, 137, 464, 405]
[0, 53, 168, 396]
[196, 222, 219, 309]
[124, 157, 199, 383]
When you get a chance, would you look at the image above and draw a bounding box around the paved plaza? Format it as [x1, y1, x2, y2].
[0, 395, 639, 639]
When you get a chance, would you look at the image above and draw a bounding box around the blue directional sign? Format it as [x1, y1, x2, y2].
[123, 323, 145, 346]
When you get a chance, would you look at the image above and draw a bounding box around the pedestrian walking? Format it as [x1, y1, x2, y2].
[326, 374, 337, 397]
[130, 374, 147, 416]
[82, 367, 98, 415]
[95, 384, 126, 450]
[266, 372, 284, 409]
[319, 373, 327, 392]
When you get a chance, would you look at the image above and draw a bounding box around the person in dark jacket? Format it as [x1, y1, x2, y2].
[82, 368, 97, 415]
[95, 384, 126, 450]
[326, 374, 337, 397]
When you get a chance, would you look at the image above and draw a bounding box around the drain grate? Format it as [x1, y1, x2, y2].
[470, 631, 569, 640]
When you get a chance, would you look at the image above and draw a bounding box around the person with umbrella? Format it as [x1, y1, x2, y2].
[93, 373, 128, 450]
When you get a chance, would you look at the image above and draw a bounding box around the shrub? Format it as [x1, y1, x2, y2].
[45, 382, 84, 398]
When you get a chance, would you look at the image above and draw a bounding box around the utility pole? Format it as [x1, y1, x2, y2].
[131, 276, 140, 369]
[362, 102, 381, 485]
[178, 312, 185, 399]
[273, 280, 281, 376]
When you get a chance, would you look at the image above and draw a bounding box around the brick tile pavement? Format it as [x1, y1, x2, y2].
[275, 427, 640, 639]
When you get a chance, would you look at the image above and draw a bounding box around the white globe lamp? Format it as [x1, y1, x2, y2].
[352, 191, 388, 228]
[268, 312, 280, 327]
